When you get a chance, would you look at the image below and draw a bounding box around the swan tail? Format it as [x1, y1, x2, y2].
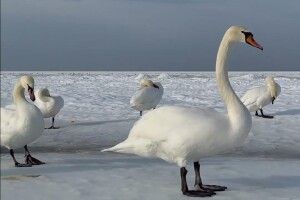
[102, 138, 159, 157]
[102, 141, 134, 153]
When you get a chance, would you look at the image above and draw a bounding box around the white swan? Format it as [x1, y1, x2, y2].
[130, 79, 164, 116]
[241, 76, 281, 118]
[1, 75, 45, 167]
[103, 26, 263, 197]
[34, 88, 64, 129]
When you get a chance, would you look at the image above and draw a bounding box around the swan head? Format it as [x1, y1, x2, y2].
[140, 79, 159, 89]
[40, 88, 51, 97]
[20, 75, 36, 101]
[226, 26, 263, 50]
[265, 76, 280, 104]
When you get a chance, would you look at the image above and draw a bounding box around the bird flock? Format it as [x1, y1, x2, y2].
[1, 26, 282, 197]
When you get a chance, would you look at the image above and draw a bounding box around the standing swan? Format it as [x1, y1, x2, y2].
[34, 88, 64, 129]
[1, 75, 45, 167]
[241, 76, 281, 118]
[130, 79, 164, 116]
[103, 26, 263, 197]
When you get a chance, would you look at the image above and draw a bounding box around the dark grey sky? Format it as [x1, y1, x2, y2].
[1, 0, 299, 71]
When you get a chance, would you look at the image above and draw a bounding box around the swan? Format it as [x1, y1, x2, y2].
[130, 79, 164, 116]
[241, 76, 281, 118]
[1, 75, 45, 167]
[102, 26, 263, 197]
[34, 88, 64, 129]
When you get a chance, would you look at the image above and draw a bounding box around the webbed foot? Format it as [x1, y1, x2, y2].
[25, 155, 45, 165]
[199, 184, 227, 192]
[15, 162, 32, 167]
[183, 189, 216, 197]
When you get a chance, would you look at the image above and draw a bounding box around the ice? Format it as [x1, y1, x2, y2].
[1, 71, 300, 199]
[157, 72, 171, 81]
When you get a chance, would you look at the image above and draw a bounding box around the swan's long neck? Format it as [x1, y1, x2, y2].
[13, 80, 27, 105]
[216, 34, 251, 136]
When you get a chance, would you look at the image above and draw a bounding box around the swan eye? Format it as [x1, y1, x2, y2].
[241, 31, 253, 39]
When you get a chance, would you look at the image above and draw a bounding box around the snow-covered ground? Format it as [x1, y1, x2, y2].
[1, 71, 300, 200]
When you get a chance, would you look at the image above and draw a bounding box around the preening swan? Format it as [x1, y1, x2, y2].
[103, 26, 263, 197]
[1, 75, 45, 167]
[130, 79, 164, 116]
[34, 88, 64, 129]
[241, 76, 281, 118]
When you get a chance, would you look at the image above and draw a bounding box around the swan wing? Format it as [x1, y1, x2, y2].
[1, 106, 17, 124]
[275, 83, 281, 97]
[1, 106, 19, 143]
[34, 95, 64, 117]
[241, 86, 266, 110]
[104, 106, 231, 164]
[130, 87, 161, 110]
[48, 96, 64, 115]
[129, 106, 227, 139]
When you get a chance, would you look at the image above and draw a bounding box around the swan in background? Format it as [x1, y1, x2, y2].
[34, 88, 64, 129]
[241, 76, 281, 118]
[103, 26, 263, 197]
[130, 79, 164, 116]
[1, 75, 45, 167]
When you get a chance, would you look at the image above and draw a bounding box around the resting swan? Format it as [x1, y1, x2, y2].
[241, 76, 281, 118]
[103, 26, 263, 197]
[130, 79, 164, 116]
[34, 88, 64, 129]
[1, 75, 45, 167]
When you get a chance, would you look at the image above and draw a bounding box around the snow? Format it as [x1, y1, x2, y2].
[1, 71, 300, 200]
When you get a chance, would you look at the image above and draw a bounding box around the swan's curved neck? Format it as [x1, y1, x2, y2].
[37, 91, 50, 102]
[216, 34, 251, 134]
[13, 80, 27, 105]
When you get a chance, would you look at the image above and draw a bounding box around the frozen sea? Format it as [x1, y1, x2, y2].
[1, 71, 300, 200]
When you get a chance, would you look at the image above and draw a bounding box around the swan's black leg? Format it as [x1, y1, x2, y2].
[194, 161, 227, 192]
[255, 111, 259, 116]
[24, 145, 45, 165]
[46, 117, 58, 129]
[9, 149, 32, 167]
[140, 111, 142, 116]
[260, 109, 274, 119]
[180, 167, 215, 197]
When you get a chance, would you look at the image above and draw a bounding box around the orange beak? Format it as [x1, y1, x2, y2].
[246, 36, 263, 51]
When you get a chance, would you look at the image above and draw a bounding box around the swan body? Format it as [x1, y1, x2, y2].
[104, 106, 245, 166]
[104, 26, 260, 165]
[34, 88, 64, 122]
[1, 104, 44, 149]
[1, 75, 45, 167]
[103, 26, 263, 196]
[241, 76, 281, 113]
[1, 76, 44, 149]
[130, 79, 163, 116]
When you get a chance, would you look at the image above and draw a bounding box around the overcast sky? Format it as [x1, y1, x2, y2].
[1, 0, 299, 71]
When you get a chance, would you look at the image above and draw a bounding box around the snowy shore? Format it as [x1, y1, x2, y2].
[1, 71, 300, 200]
